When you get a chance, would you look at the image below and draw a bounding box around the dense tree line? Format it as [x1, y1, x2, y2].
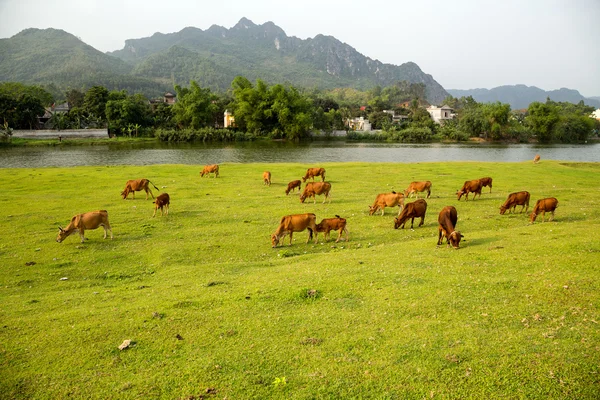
[1, 80, 598, 143]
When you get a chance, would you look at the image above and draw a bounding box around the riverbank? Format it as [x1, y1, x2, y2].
[1, 162, 598, 399]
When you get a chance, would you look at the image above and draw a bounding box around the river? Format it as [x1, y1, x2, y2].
[1, 141, 599, 168]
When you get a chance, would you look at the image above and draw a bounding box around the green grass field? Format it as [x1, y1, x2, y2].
[1, 161, 599, 399]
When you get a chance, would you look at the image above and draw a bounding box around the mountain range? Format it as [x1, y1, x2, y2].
[448, 85, 600, 109]
[0, 18, 448, 103]
[0, 18, 597, 110]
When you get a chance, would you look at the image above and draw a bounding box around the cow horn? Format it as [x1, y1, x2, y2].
[58, 226, 63, 231]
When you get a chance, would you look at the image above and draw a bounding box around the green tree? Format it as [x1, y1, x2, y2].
[172, 81, 218, 129]
[65, 89, 85, 108]
[526, 102, 560, 142]
[83, 86, 109, 121]
[105, 93, 151, 135]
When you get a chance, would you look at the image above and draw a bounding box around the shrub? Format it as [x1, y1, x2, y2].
[154, 128, 257, 142]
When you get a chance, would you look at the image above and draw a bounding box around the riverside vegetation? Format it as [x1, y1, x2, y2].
[1, 161, 599, 399]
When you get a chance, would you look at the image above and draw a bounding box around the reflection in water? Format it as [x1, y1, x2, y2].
[1, 141, 599, 168]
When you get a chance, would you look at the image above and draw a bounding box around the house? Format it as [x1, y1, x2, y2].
[591, 109, 600, 121]
[38, 102, 71, 128]
[426, 105, 455, 124]
[164, 92, 176, 105]
[224, 110, 235, 128]
[346, 117, 371, 131]
[383, 110, 410, 124]
[149, 92, 177, 108]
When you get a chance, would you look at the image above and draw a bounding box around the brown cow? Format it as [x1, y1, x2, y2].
[271, 213, 318, 247]
[316, 215, 348, 243]
[437, 206, 463, 249]
[530, 197, 558, 223]
[200, 164, 219, 178]
[456, 179, 483, 201]
[369, 192, 405, 216]
[302, 167, 326, 182]
[153, 193, 170, 217]
[500, 191, 530, 214]
[263, 171, 271, 186]
[285, 180, 302, 195]
[404, 181, 432, 199]
[479, 177, 493, 193]
[533, 154, 541, 164]
[300, 182, 332, 204]
[56, 210, 113, 243]
[394, 199, 427, 229]
[121, 179, 159, 200]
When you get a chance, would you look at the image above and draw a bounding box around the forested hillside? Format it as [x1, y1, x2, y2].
[0, 28, 168, 98]
[0, 19, 448, 103]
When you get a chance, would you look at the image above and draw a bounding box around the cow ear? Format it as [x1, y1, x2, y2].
[58, 226, 63, 231]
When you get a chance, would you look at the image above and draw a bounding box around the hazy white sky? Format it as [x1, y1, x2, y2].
[1, 0, 598, 96]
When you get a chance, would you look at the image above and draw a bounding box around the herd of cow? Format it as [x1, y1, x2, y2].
[267, 164, 558, 250]
[55, 161, 559, 250]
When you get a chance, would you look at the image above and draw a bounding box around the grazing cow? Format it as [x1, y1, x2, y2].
[500, 191, 530, 214]
[533, 154, 541, 164]
[369, 192, 405, 216]
[530, 197, 559, 223]
[316, 215, 348, 243]
[404, 181, 432, 199]
[56, 210, 113, 243]
[300, 182, 332, 204]
[394, 199, 427, 229]
[153, 193, 170, 217]
[200, 164, 219, 178]
[456, 179, 483, 201]
[121, 178, 159, 200]
[437, 206, 463, 249]
[479, 177, 493, 193]
[285, 180, 302, 195]
[271, 213, 318, 247]
[263, 171, 271, 186]
[302, 167, 326, 182]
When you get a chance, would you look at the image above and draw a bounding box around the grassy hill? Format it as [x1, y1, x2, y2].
[1, 161, 599, 398]
[0, 28, 168, 97]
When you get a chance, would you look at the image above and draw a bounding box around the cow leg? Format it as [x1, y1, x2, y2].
[288, 231, 294, 246]
[78, 229, 85, 243]
[419, 216, 425, 227]
[437, 228, 443, 246]
[410, 217, 415, 229]
[381, 207, 385, 216]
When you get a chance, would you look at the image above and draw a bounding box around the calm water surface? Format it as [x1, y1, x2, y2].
[1, 141, 599, 168]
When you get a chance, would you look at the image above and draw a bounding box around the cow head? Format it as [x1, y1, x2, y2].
[271, 234, 280, 248]
[394, 217, 402, 229]
[368, 205, 377, 215]
[456, 190, 465, 200]
[56, 226, 68, 243]
[121, 189, 129, 199]
[448, 231, 464, 249]
[499, 206, 508, 215]
[299, 194, 307, 203]
[529, 212, 537, 223]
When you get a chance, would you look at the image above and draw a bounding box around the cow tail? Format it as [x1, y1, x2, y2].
[149, 180, 160, 191]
